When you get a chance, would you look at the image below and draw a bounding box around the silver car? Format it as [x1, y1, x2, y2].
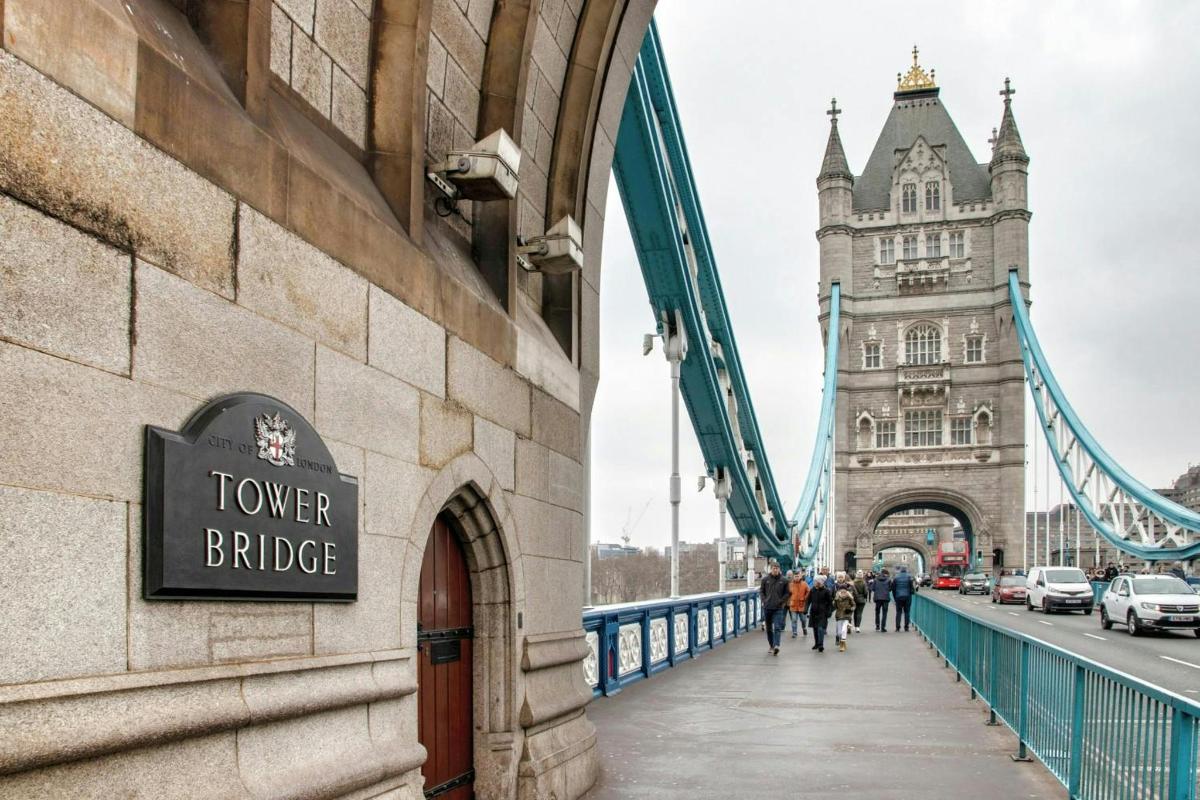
[1100, 575, 1200, 637]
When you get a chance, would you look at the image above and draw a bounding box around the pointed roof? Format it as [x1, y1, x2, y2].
[819, 98, 853, 183]
[852, 87, 992, 211]
[990, 78, 1028, 167]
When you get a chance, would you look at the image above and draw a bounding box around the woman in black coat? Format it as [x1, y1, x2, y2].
[805, 576, 834, 653]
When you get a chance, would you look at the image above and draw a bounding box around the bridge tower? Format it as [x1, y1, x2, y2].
[816, 50, 1029, 574]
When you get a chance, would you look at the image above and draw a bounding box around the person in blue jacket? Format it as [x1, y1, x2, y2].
[891, 565, 917, 632]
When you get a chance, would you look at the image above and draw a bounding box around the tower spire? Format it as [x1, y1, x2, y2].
[990, 77, 1028, 166]
[818, 98, 853, 183]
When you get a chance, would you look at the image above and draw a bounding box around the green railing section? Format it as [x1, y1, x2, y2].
[913, 594, 1200, 799]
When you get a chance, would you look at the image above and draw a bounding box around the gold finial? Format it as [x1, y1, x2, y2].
[897, 45, 937, 92]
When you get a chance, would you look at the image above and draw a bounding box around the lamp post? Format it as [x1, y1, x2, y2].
[645, 311, 688, 599]
[700, 469, 732, 593]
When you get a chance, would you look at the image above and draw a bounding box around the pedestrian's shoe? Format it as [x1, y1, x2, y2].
[838, 640, 846, 652]
[791, 633, 797, 639]
[810, 643, 818, 650]
[855, 626, 861, 633]
[818, 646, 824, 653]
[772, 646, 779, 656]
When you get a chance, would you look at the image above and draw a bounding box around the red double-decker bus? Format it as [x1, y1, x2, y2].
[932, 541, 968, 589]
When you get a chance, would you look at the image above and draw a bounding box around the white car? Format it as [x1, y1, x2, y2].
[1025, 566, 1094, 614]
[1100, 575, 1200, 637]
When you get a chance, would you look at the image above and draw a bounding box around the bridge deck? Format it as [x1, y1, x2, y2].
[585, 623, 1062, 798]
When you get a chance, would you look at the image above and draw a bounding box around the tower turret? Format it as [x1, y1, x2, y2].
[989, 77, 1030, 285]
[817, 98, 854, 294]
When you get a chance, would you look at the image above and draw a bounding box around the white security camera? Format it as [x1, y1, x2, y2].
[430, 129, 521, 201]
[642, 333, 656, 356]
[516, 215, 583, 274]
[697, 475, 707, 492]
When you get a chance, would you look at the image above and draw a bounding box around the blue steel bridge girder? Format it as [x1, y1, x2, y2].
[1009, 270, 1200, 561]
[612, 21, 839, 570]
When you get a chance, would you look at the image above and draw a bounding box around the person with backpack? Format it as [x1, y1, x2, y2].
[891, 565, 916, 632]
[833, 580, 857, 652]
[871, 569, 892, 631]
[806, 575, 834, 653]
[788, 570, 810, 638]
[851, 570, 869, 633]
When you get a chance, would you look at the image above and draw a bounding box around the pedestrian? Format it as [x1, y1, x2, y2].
[834, 580, 857, 652]
[852, 570, 869, 633]
[788, 569, 810, 638]
[806, 575, 833, 653]
[892, 565, 916, 632]
[871, 568, 892, 631]
[758, 560, 790, 656]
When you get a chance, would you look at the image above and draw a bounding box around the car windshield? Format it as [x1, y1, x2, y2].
[965, 574, 985, 580]
[1132, 577, 1192, 595]
[1044, 569, 1087, 583]
[999, 577, 1023, 586]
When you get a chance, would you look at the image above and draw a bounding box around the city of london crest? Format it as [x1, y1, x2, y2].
[255, 412, 296, 467]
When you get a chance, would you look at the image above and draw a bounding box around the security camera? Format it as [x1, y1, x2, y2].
[516, 215, 583, 275]
[697, 475, 707, 492]
[429, 129, 521, 201]
[642, 333, 656, 356]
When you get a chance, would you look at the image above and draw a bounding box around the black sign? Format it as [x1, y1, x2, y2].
[144, 393, 358, 601]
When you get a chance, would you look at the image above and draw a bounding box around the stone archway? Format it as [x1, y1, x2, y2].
[402, 452, 525, 798]
[857, 488, 993, 573]
[871, 540, 930, 576]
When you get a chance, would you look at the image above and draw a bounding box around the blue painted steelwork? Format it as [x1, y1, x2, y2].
[581, 589, 762, 698]
[914, 593, 1200, 798]
[1009, 270, 1200, 560]
[612, 21, 840, 568]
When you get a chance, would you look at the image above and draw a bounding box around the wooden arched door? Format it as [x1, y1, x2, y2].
[418, 516, 474, 798]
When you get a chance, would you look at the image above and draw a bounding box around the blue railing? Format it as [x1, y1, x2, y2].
[582, 589, 762, 697]
[914, 593, 1200, 799]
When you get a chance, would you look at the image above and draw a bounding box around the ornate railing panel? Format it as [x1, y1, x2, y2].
[582, 589, 762, 698]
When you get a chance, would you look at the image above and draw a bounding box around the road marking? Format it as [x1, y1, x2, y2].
[1008, 612, 1020, 617]
[1161, 656, 1200, 671]
[1083, 633, 1106, 641]
[1038, 620, 1054, 626]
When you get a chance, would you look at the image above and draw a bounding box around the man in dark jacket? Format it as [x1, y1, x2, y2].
[759, 561, 790, 655]
[891, 566, 917, 631]
[806, 575, 834, 653]
[871, 569, 892, 631]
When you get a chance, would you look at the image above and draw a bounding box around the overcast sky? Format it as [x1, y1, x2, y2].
[589, 1, 1200, 552]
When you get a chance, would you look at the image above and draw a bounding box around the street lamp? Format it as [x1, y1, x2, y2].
[644, 311, 688, 599]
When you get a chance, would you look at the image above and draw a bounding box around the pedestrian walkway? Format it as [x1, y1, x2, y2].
[584, 623, 1063, 799]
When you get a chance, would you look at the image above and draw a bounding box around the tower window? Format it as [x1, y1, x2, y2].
[925, 181, 941, 211]
[876, 420, 897, 449]
[904, 409, 943, 447]
[965, 334, 984, 363]
[951, 417, 973, 446]
[879, 238, 895, 265]
[905, 323, 942, 365]
[949, 231, 965, 258]
[863, 341, 881, 369]
[902, 183, 917, 213]
[925, 235, 942, 258]
[902, 235, 919, 260]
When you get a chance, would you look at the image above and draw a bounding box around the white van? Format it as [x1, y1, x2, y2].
[1025, 566, 1094, 614]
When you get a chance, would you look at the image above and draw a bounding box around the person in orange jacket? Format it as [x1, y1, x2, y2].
[787, 570, 810, 638]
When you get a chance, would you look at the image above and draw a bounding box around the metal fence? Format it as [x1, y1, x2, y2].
[913, 593, 1200, 800]
[581, 588, 762, 697]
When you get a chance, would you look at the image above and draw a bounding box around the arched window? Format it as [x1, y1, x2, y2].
[925, 181, 941, 211]
[901, 183, 917, 213]
[905, 323, 942, 365]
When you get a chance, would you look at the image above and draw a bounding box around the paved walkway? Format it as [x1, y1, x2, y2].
[585, 621, 1063, 799]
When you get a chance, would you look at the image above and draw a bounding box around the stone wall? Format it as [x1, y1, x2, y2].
[0, 0, 656, 796]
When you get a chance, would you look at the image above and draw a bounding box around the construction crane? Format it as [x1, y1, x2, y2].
[621, 499, 652, 548]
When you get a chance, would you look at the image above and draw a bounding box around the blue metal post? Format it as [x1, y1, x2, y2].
[1068, 663, 1085, 797]
[1012, 640, 1032, 761]
[1168, 707, 1197, 800]
[602, 613, 620, 696]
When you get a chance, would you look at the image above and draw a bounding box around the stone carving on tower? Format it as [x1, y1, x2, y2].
[816, 48, 1029, 574]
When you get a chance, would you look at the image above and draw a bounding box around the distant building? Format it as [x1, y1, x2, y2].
[1159, 465, 1200, 514]
[593, 543, 641, 560]
[662, 541, 699, 561]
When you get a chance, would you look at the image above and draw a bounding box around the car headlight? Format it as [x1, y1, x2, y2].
[1139, 602, 1159, 611]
